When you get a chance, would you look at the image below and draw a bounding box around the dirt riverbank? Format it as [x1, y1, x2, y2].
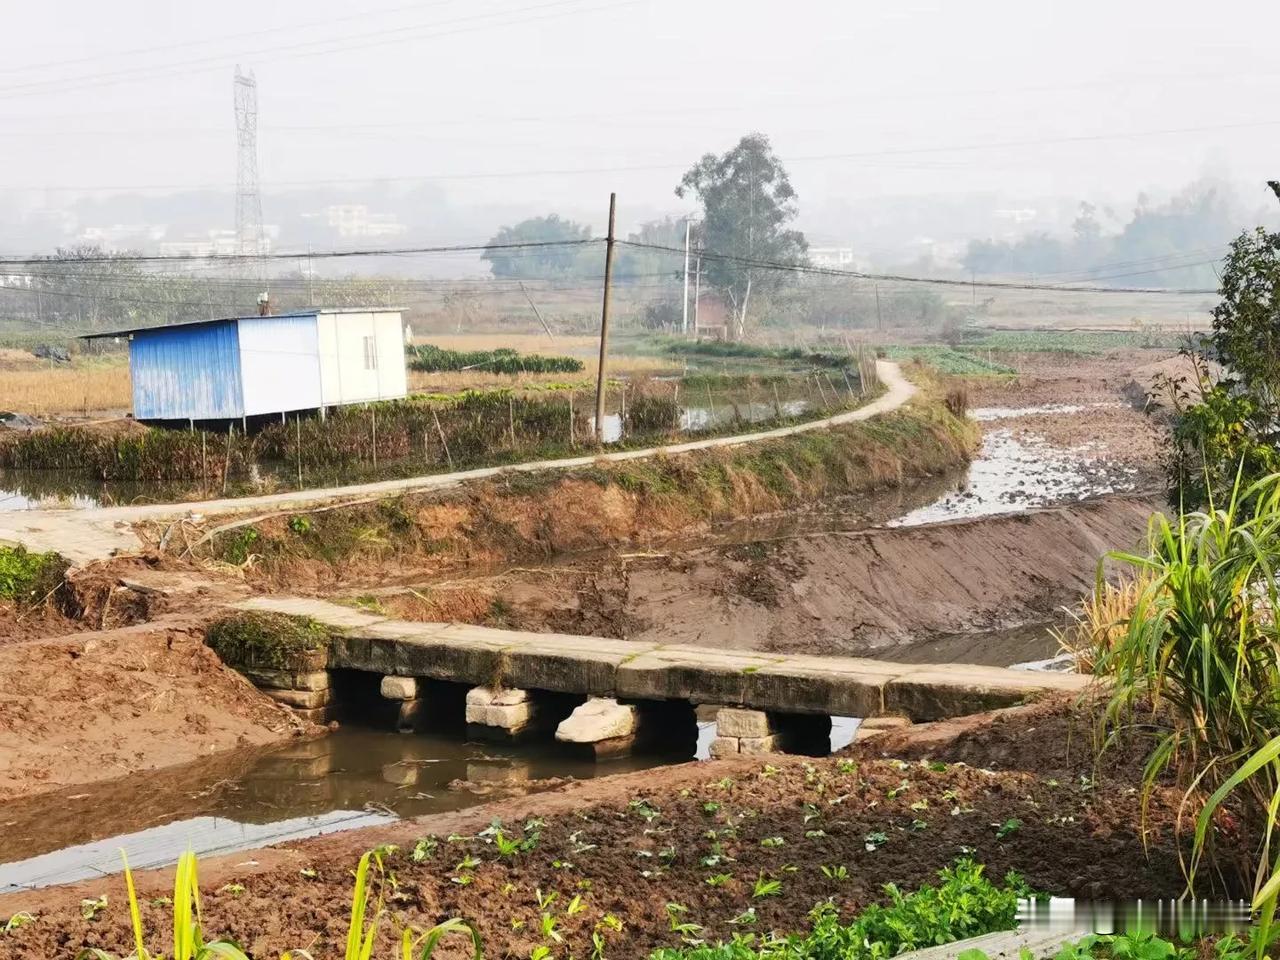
[0, 695, 1242, 960]
[0, 617, 309, 803]
[355, 495, 1158, 656]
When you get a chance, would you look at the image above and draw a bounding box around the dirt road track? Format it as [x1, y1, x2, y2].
[0, 360, 916, 564]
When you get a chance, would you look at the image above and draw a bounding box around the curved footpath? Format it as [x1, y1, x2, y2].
[0, 360, 916, 564]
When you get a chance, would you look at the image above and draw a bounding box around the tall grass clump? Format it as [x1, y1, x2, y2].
[1092, 472, 1280, 951]
[80, 849, 480, 959]
[408, 344, 583, 375]
[0, 426, 248, 482]
[254, 390, 590, 469]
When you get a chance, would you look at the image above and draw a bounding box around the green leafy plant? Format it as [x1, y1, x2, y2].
[751, 873, 782, 899]
[995, 818, 1022, 839]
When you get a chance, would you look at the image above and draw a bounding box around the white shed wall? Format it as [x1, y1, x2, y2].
[373, 311, 408, 400]
[316, 310, 407, 406]
[236, 315, 324, 417]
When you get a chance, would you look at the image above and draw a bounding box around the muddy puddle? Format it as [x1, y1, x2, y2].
[890, 406, 1143, 527]
[0, 717, 861, 892]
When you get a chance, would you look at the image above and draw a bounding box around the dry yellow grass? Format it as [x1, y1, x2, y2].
[0, 361, 131, 415]
[1055, 572, 1158, 672]
[0, 336, 676, 415]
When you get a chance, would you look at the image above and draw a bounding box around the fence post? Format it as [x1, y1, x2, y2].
[431, 407, 454, 469]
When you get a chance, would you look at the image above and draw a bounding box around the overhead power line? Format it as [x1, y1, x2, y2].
[0, 239, 598, 268]
[0, 237, 1223, 297]
[4, 118, 1277, 195]
[614, 240, 1220, 296]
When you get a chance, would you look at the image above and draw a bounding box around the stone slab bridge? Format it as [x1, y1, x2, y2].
[234, 596, 1090, 759]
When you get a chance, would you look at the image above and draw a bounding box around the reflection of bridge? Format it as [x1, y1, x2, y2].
[234, 595, 1090, 758]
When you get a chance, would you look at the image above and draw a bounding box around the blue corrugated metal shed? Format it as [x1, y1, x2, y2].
[83, 308, 405, 422]
[129, 320, 245, 421]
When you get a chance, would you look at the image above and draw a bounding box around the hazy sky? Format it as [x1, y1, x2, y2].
[1, 0, 1278, 238]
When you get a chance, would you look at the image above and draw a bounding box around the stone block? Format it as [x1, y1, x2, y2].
[465, 687, 535, 731]
[715, 707, 772, 739]
[241, 667, 328, 691]
[380, 675, 419, 701]
[738, 734, 781, 755]
[709, 736, 740, 758]
[556, 698, 637, 743]
[290, 705, 335, 725]
[884, 667, 1089, 722]
[743, 664, 886, 717]
[616, 655, 752, 704]
[263, 687, 330, 709]
[860, 715, 911, 730]
[501, 645, 628, 695]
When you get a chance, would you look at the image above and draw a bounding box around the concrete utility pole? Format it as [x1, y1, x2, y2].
[693, 254, 702, 337]
[681, 217, 692, 336]
[594, 192, 618, 444]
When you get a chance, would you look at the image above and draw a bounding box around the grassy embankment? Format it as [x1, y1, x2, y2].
[196, 383, 976, 583]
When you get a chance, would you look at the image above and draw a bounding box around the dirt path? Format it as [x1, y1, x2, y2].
[0, 361, 916, 564]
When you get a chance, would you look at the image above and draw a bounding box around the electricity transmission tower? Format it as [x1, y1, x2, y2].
[233, 67, 265, 267]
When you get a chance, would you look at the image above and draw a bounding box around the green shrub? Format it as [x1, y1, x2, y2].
[0, 545, 67, 605]
[650, 859, 1027, 959]
[205, 612, 330, 670]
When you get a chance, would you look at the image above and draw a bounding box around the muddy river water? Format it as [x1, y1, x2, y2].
[0, 402, 1146, 891]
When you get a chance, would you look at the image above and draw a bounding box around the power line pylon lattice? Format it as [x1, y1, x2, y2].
[234, 66, 265, 276]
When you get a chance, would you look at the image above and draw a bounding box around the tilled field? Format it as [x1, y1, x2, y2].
[0, 724, 1238, 959]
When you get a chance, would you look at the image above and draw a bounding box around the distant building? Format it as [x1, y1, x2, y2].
[323, 204, 408, 239]
[82, 308, 406, 424]
[809, 247, 860, 270]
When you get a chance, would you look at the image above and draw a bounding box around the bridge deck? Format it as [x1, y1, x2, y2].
[233, 596, 1090, 722]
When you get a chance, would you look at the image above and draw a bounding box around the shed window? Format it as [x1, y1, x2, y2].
[362, 335, 378, 370]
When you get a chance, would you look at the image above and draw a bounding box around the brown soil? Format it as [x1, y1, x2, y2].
[357, 495, 1158, 656]
[0, 743, 1242, 960]
[0, 618, 310, 803]
[849, 693, 1156, 786]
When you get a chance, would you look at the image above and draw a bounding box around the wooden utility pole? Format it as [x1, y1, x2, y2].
[874, 282, 883, 332]
[593, 192, 618, 444]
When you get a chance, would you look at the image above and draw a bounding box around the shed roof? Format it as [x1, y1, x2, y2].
[79, 307, 400, 340]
